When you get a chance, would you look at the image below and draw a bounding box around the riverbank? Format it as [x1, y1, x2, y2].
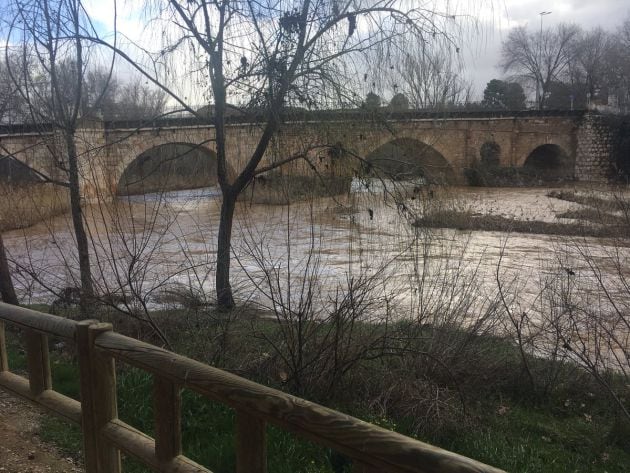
[414, 210, 630, 238]
[413, 185, 630, 239]
[0, 183, 70, 232]
[3, 184, 629, 329]
[5, 305, 629, 473]
[2, 182, 628, 472]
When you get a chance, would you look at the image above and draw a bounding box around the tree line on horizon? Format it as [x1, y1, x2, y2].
[349, 16, 630, 113]
[5, 17, 630, 125]
[0, 57, 167, 125]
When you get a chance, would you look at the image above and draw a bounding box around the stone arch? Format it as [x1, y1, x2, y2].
[0, 155, 43, 185]
[117, 142, 220, 195]
[523, 144, 574, 180]
[364, 138, 455, 184]
[479, 141, 501, 167]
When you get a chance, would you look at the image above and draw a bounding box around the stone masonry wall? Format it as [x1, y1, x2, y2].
[575, 113, 614, 181]
[3, 113, 593, 194]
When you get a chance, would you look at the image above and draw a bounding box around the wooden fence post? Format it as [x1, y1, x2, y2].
[0, 322, 8, 372]
[153, 375, 182, 464]
[77, 321, 121, 473]
[236, 411, 267, 473]
[24, 330, 51, 395]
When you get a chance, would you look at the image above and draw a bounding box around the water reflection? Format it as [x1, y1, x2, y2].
[350, 177, 426, 194]
[121, 186, 222, 203]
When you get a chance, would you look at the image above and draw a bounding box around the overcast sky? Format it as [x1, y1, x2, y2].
[82, 0, 630, 101]
[466, 0, 630, 98]
[61, 0, 630, 103]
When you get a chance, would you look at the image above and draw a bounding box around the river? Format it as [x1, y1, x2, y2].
[2, 183, 629, 326]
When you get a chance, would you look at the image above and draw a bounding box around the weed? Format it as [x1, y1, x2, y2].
[0, 183, 70, 232]
[5, 315, 630, 472]
[414, 209, 630, 238]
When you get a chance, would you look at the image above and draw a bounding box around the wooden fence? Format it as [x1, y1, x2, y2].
[0, 302, 505, 473]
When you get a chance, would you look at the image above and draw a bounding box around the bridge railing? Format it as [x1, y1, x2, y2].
[103, 108, 589, 131]
[0, 302, 504, 473]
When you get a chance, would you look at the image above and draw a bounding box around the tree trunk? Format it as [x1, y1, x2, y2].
[216, 191, 237, 309]
[0, 234, 18, 305]
[66, 134, 93, 314]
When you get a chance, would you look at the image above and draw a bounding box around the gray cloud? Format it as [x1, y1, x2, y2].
[464, 0, 630, 98]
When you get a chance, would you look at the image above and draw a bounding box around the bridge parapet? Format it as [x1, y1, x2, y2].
[102, 108, 588, 131]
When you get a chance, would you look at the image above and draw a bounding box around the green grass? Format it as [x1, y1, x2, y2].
[111, 370, 336, 473]
[440, 404, 630, 472]
[9, 340, 335, 473]
[4, 327, 630, 473]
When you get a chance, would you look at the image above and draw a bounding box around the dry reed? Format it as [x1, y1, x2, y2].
[0, 183, 70, 232]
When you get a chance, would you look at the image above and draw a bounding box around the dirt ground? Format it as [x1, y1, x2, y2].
[0, 389, 82, 473]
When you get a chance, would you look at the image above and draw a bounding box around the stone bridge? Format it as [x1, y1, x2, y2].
[0, 110, 619, 198]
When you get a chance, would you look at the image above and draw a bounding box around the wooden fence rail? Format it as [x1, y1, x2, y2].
[0, 302, 505, 473]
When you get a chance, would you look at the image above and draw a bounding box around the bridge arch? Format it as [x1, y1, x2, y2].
[117, 142, 222, 195]
[364, 138, 455, 184]
[522, 144, 574, 180]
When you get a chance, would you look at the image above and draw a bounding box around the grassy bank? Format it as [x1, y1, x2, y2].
[412, 186, 630, 238]
[548, 190, 630, 213]
[414, 209, 630, 238]
[4, 307, 630, 473]
[0, 183, 70, 232]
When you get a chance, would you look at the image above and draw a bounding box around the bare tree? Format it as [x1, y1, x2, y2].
[110, 79, 167, 120]
[0, 54, 27, 123]
[605, 15, 630, 110]
[3, 0, 107, 313]
[543, 234, 630, 423]
[86, 0, 464, 309]
[80, 66, 119, 118]
[75, 67, 168, 120]
[392, 43, 471, 109]
[501, 23, 580, 110]
[0, 236, 18, 305]
[574, 28, 612, 99]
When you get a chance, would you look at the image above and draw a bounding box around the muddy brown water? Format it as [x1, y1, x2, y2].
[2, 183, 628, 323]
